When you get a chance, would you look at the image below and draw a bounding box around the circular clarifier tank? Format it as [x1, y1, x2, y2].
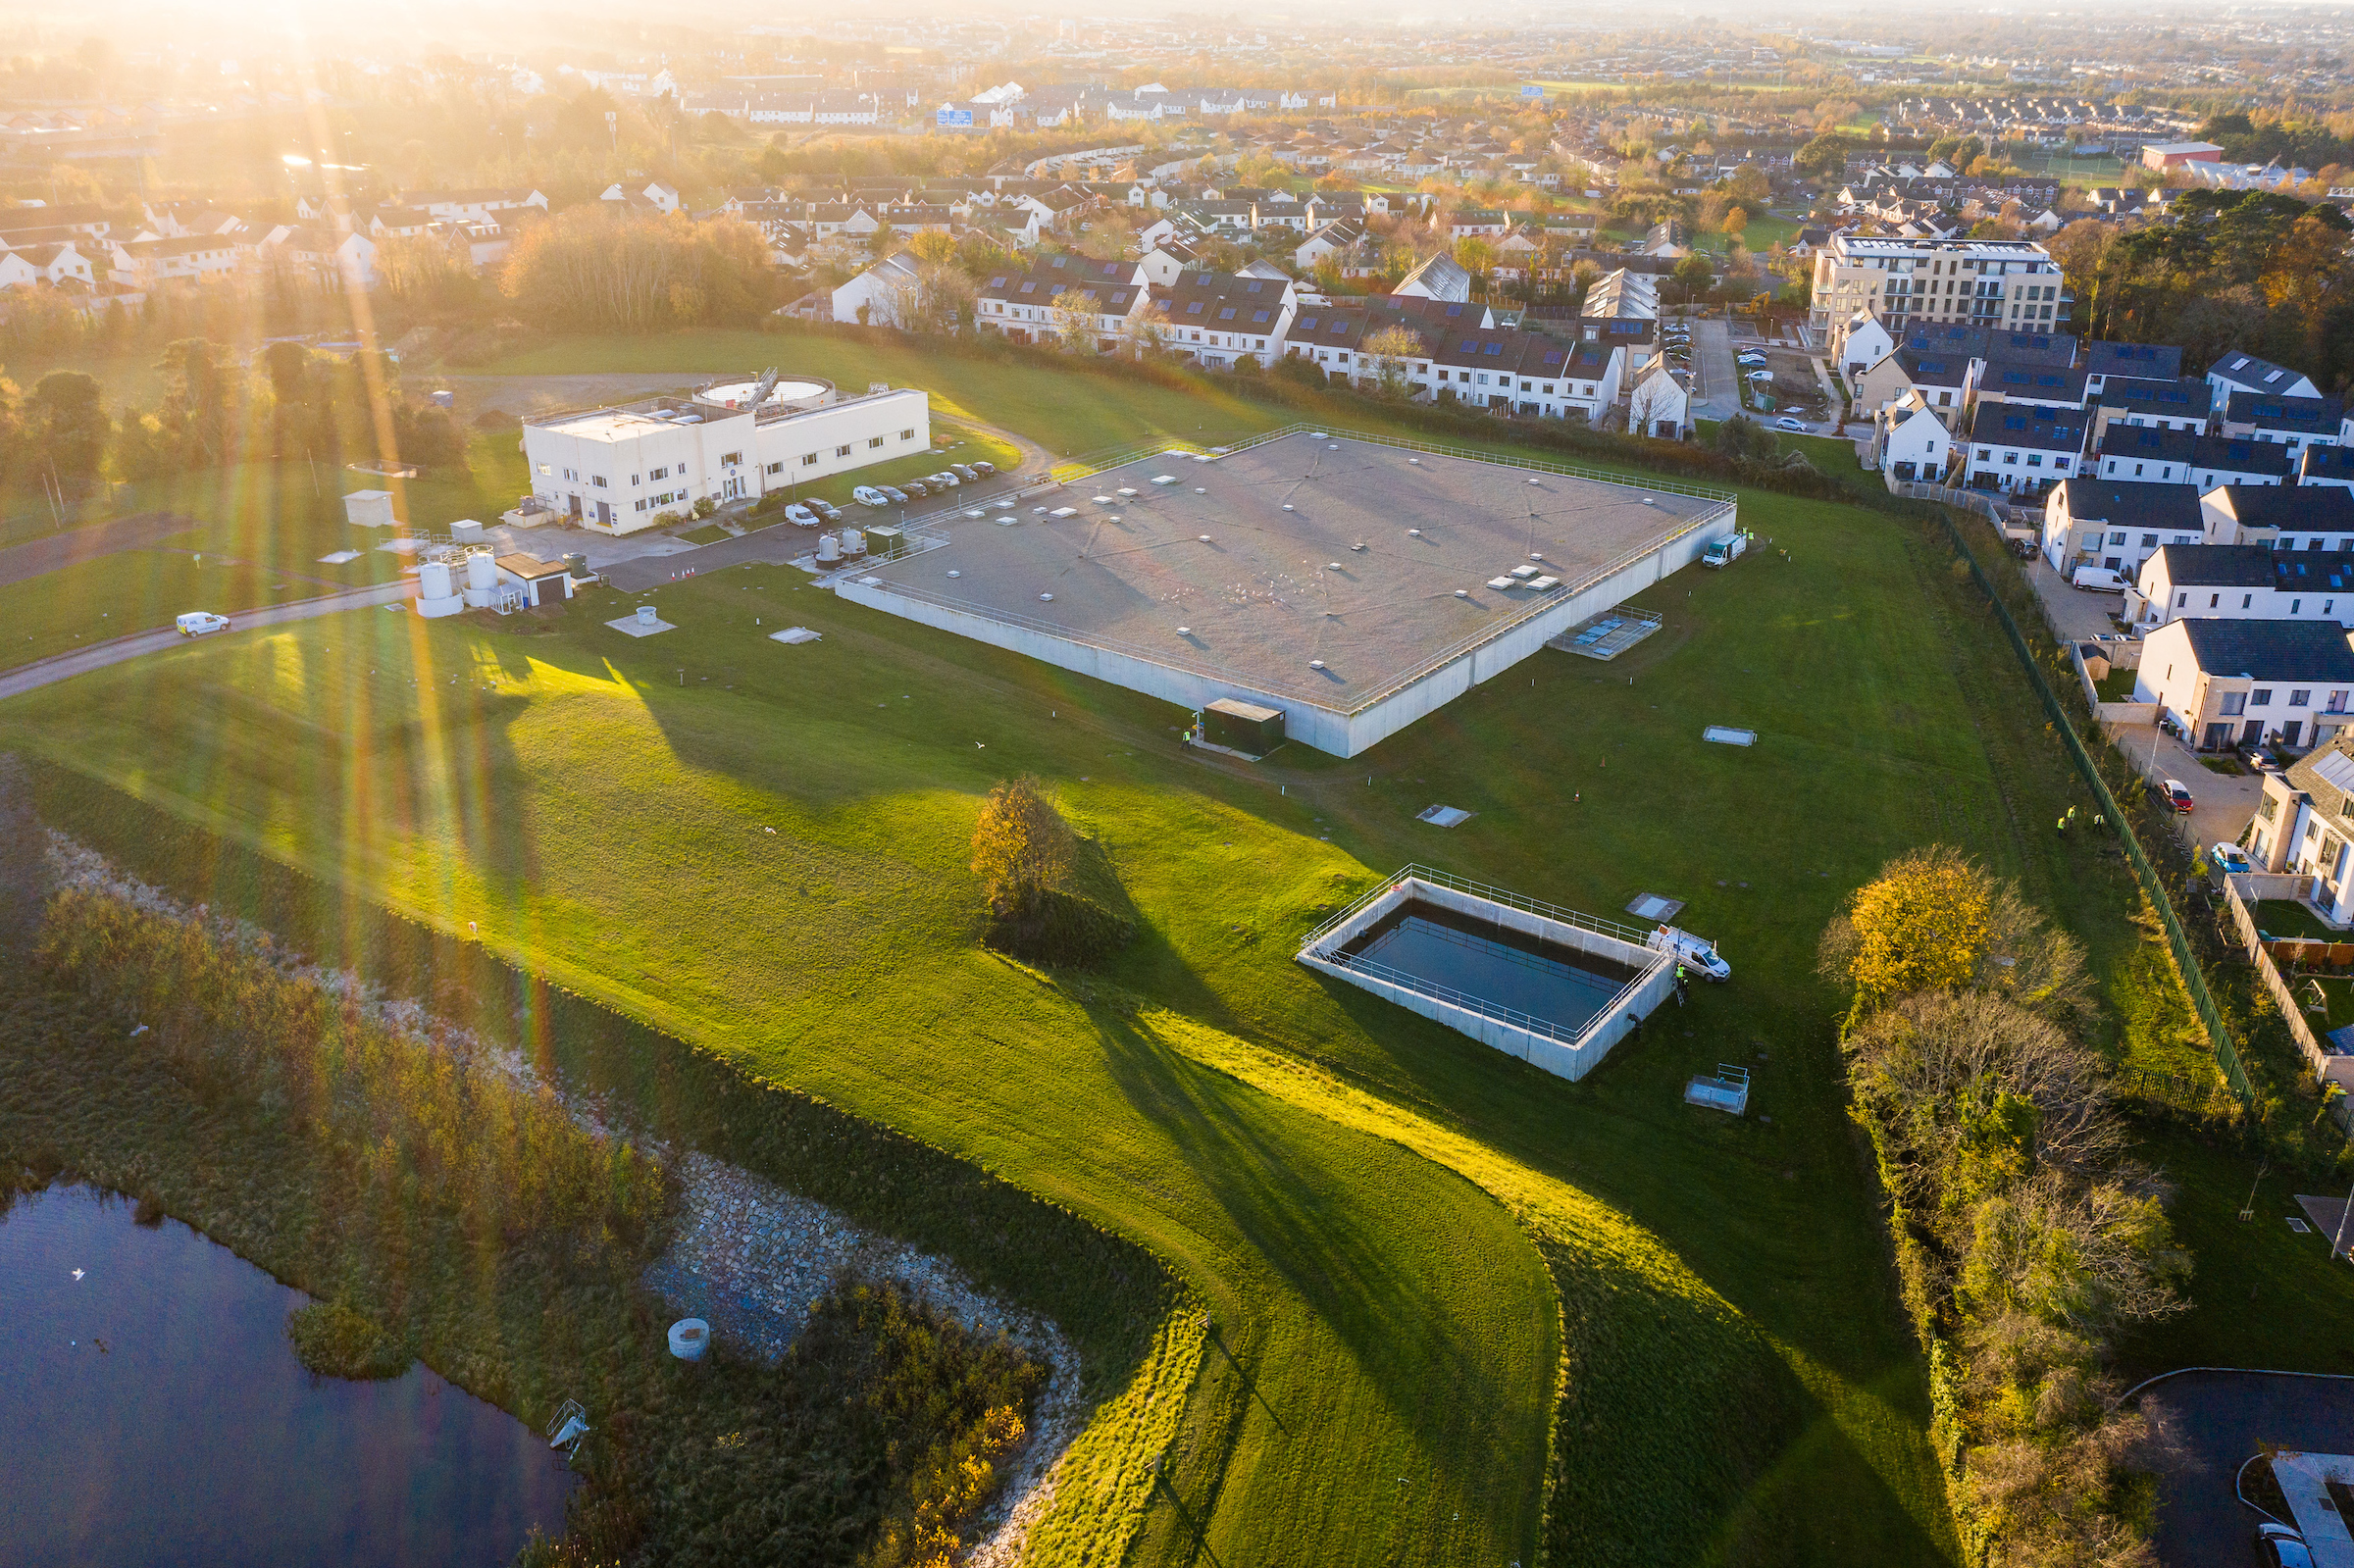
[694, 377, 832, 409]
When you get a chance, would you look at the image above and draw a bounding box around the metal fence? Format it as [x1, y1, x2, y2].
[1935, 507, 2258, 1109]
[1299, 862, 1660, 956]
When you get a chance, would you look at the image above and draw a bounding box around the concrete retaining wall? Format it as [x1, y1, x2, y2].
[1295, 875, 1674, 1082]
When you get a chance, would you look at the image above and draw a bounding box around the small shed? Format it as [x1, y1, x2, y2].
[1203, 697, 1285, 757]
[494, 552, 575, 608]
[865, 525, 906, 560]
[2077, 641, 2112, 683]
[343, 489, 396, 529]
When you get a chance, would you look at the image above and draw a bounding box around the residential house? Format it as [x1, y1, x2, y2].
[2130, 545, 2354, 631]
[1837, 313, 1896, 378]
[2218, 391, 2345, 455]
[2133, 617, 2354, 752]
[976, 255, 1151, 348]
[1963, 401, 2087, 494]
[1394, 252, 1473, 303]
[1295, 218, 1363, 272]
[261, 227, 378, 291]
[1871, 392, 1952, 481]
[1155, 270, 1296, 368]
[599, 180, 682, 215]
[104, 233, 242, 289]
[2207, 350, 2321, 404]
[2039, 477, 2204, 575]
[2201, 485, 2354, 551]
[2250, 739, 2354, 904]
[1855, 345, 1972, 426]
[831, 250, 926, 327]
[2096, 428, 2294, 487]
[2304, 446, 2354, 490]
[2086, 376, 2213, 443]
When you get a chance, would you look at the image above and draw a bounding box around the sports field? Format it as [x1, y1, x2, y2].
[14, 335, 2354, 1565]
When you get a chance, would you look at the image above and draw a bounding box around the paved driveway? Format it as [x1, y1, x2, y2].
[1688, 317, 1738, 423]
[2025, 555, 2126, 644]
[2136, 1370, 2354, 1567]
[2111, 720, 2262, 851]
[0, 582, 412, 702]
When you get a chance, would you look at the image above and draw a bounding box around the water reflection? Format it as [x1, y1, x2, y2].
[0, 1186, 575, 1568]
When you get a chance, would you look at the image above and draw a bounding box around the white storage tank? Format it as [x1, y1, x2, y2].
[417, 557, 463, 619]
[841, 528, 865, 555]
[462, 548, 497, 608]
[817, 532, 841, 563]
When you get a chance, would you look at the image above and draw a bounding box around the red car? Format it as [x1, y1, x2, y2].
[2163, 778, 2195, 813]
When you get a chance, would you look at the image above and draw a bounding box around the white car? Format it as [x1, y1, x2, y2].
[851, 486, 891, 508]
[1650, 926, 1731, 982]
[1775, 417, 1809, 432]
[176, 612, 231, 637]
[783, 503, 818, 526]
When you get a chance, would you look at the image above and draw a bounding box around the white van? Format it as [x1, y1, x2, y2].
[176, 612, 231, 636]
[851, 486, 891, 509]
[2071, 565, 2128, 593]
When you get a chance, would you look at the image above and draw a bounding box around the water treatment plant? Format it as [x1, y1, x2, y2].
[836, 430, 1736, 756]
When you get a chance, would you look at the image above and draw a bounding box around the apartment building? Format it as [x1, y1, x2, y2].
[1811, 234, 2068, 357]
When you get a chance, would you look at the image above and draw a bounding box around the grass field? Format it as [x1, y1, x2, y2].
[13, 331, 2352, 1564]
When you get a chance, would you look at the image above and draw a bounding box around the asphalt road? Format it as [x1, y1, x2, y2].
[1689, 317, 1738, 424]
[0, 581, 413, 702]
[2137, 1369, 2354, 1566]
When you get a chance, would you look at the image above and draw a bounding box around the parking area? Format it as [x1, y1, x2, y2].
[1744, 344, 1831, 430]
[2136, 1370, 2354, 1567]
[2110, 719, 2265, 851]
[2026, 555, 2128, 643]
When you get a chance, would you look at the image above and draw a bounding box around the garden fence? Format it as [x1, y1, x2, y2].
[1935, 506, 2259, 1111]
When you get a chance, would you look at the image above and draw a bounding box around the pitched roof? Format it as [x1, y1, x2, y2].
[2225, 390, 2344, 433]
[2174, 618, 2354, 682]
[2081, 340, 2182, 379]
[1968, 400, 2085, 453]
[2209, 484, 2354, 531]
[2146, 543, 2286, 588]
[2097, 376, 2213, 419]
[2053, 478, 2204, 530]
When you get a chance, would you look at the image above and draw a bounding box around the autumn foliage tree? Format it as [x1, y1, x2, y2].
[970, 775, 1074, 916]
[501, 207, 774, 331]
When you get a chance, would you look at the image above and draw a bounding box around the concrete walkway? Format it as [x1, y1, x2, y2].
[0, 581, 412, 702]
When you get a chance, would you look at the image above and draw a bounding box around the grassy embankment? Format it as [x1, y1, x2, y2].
[13, 331, 2351, 1561]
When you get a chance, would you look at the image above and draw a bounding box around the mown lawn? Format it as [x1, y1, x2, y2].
[14, 334, 2339, 1563]
[1, 457, 2052, 1568]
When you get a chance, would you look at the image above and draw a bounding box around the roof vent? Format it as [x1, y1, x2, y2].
[1309, 659, 1326, 670]
[1039, 592, 1054, 601]
[1177, 626, 1192, 635]
[1408, 528, 1423, 537]
[1199, 533, 1212, 542]
[1454, 588, 1469, 597]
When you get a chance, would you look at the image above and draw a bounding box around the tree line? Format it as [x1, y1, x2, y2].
[1820, 847, 2185, 1568]
[1, 337, 466, 502]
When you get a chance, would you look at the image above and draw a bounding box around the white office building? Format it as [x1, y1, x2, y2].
[521, 376, 931, 534]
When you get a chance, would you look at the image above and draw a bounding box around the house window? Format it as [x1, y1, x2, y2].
[2294, 690, 2313, 707]
[2253, 689, 2275, 707]
[901, 430, 916, 440]
[869, 436, 885, 449]
[766, 461, 784, 475]
[721, 451, 742, 467]
[2262, 795, 2279, 821]
[650, 467, 669, 481]
[2244, 594, 2254, 609]
[537, 464, 551, 477]
[802, 453, 819, 466]
[836, 444, 852, 457]
[591, 476, 608, 488]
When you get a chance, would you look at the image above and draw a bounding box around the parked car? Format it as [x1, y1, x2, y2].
[969, 460, 996, 477]
[900, 480, 930, 498]
[2211, 842, 2253, 874]
[176, 611, 231, 637]
[1775, 417, 1809, 432]
[851, 486, 891, 508]
[879, 485, 908, 504]
[926, 471, 958, 487]
[783, 503, 818, 526]
[806, 498, 842, 523]
[2257, 1523, 2315, 1568]
[2162, 778, 2196, 813]
[948, 464, 978, 481]
[2237, 742, 2280, 773]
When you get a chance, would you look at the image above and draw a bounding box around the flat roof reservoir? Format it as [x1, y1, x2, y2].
[1299, 866, 1687, 1081]
[1336, 900, 1643, 1037]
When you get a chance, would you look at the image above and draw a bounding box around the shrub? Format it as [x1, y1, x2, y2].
[286, 1300, 412, 1381]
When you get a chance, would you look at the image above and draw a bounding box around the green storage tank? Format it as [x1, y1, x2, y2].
[1203, 697, 1286, 757]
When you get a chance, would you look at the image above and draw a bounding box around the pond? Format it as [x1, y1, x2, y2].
[0, 1185, 576, 1568]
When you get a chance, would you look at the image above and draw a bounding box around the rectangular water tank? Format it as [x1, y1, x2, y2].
[449, 519, 485, 544]
[343, 489, 396, 529]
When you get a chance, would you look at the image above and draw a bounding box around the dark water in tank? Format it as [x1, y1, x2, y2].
[0, 1185, 575, 1568]
[1338, 898, 1643, 1034]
